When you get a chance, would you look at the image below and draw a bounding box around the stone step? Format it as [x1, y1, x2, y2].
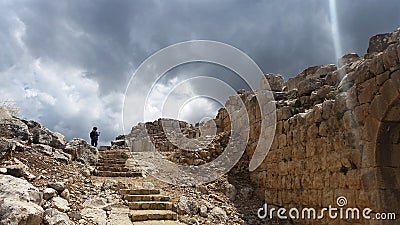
[132, 220, 183, 225]
[96, 167, 130, 172]
[124, 195, 170, 202]
[95, 171, 142, 177]
[99, 146, 111, 151]
[95, 161, 127, 167]
[100, 154, 130, 159]
[129, 201, 173, 210]
[99, 149, 128, 152]
[130, 210, 177, 221]
[97, 159, 128, 164]
[120, 189, 160, 195]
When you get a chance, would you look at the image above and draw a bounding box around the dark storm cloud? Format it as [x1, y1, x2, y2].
[1, 0, 399, 143]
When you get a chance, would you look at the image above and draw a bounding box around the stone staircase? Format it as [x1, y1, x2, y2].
[93, 146, 181, 224]
[120, 187, 179, 224]
[94, 146, 142, 177]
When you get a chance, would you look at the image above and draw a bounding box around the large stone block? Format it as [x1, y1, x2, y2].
[363, 116, 381, 141]
[338, 53, 360, 68]
[261, 73, 284, 92]
[367, 33, 391, 54]
[370, 53, 385, 75]
[358, 78, 377, 104]
[383, 44, 399, 69]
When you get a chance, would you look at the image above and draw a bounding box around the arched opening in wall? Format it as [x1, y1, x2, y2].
[375, 97, 400, 214]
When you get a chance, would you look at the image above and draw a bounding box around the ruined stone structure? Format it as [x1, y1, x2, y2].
[213, 28, 400, 224]
[124, 28, 400, 224]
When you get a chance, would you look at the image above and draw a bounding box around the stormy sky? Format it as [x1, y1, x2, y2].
[0, 0, 399, 145]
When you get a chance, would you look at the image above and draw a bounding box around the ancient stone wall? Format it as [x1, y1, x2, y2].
[213, 28, 400, 224]
[123, 28, 400, 224]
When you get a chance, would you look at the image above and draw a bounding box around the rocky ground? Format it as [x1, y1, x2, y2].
[0, 106, 293, 225]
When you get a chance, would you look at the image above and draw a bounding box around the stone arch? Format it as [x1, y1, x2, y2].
[365, 74, 400, 216]
[375, 96, 400, 214]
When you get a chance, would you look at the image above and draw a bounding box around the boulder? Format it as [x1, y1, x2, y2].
[0, 138, 13, 160]
[297, 78, 323, 96]
[61, 189, 70, 201]
[111, 139, 126, 147]
[48, 182, 66, 193]
[0, 117, 31, 141]
[261, 74, 284, 92]
[0, 107, 13, 120]
[0, 175, 44, 225]
[51, 197, 70, 212]
[44, 208, 73, 225]
[23, 120, 66, 149]
[177, 195, 198, 215]
[6, 160, 36, 180]
[53, 150, 71, 164]
[210, 207, 228, 221]
[43, 188, 58, 200]
[64, 138, 98, 165]
[367, 33, 391, 54]
[225, 183, 237, 201]
[199, 205, 208, 218]
[338, 53, 360, 68]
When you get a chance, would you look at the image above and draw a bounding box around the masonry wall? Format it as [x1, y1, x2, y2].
[214, 28, 400, 224]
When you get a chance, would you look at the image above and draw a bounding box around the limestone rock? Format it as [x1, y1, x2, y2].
[6, 161, 36, 180]
[48, 182, 66, 193]
[338, 53, 360, 68]
[261, 73, 284, 92]
[64, 138, 98, 165]
[44, 208, 73, 225]
[0, 175, 44, 225]
[297, 78, 323, 96]
[199, 205, 208, 218]
[210, 207, 228, 221]
[0, 117, 31, 141]
[61, 189, 70, 201]
[0, 138, 13, 160]
[111, 139, 126, 147]
[367, 33, 391, 54]
[23, 120, 66, 149]
[177, 195, 198, 215]
[43, 188, 58, 200]
[51, 197, 70, 212]
[81, 208, 107, 225]
[225, 183, 237, 201]
[53, 149, 71, 164]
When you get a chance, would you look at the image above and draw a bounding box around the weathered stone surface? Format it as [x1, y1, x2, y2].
[358, 78, 377, 104]
[0, 175, 44, 225]
[43, 188, 58, 200]
[210, 207, 227, 221]
[48, 182, 66, 193]
[6, 161, 36, 180]
[44, 208, 73, 225]
[383, 44, 399, 69]
[0, 117, 31, 141]
[367, 33, 391, 54]
[225, 183, 237, 201]
[23, 120, 66, 149]
[338, 53, 360, 68]
[0, 138, 13, 160]
[64, 138, 98, 165]
[81, 208, 107, 225]
[370, 52, 385, 75]
[261, 73, 284, 92]
[177, 195, 198, 215]
[51, 197, 70, 212]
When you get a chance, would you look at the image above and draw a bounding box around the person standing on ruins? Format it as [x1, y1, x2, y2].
[90, 127, 100, 147]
